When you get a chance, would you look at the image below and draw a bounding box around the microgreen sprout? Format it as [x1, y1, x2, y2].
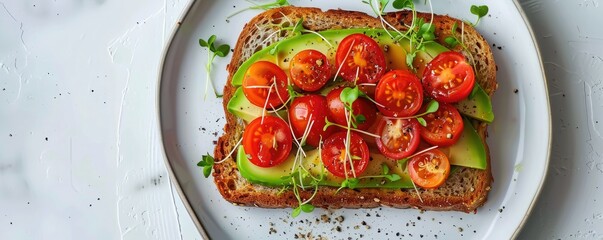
[227, 0, 290, 19]
[288, 134, 326, 217]
[337, 178, 360, 192]
[362, 0, 405, 39]
[199, 35, 231, 100]
[336, 86, 381, 128]
[365, 0, 436, 70]
[323, 118, 381, 138]
[443, 23, 460, 48]
[264, 19, 333, 51]
[470, 5, 489, 26]
[198, 154, 215, 178]
[198, 137, 243, 178]
[382, 99, 439, 127]
[410, 177, 424, 203]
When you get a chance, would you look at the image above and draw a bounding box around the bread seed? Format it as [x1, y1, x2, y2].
[374, 198, 381, 203]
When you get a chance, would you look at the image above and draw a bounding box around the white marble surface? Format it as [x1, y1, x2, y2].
[0, 0, 601, 239]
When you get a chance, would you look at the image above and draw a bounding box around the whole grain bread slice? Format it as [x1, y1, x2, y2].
[213, 6, 496, 212]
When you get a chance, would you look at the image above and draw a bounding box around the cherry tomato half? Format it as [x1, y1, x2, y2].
[321, 132, 370, 178]
[422, 51, 475, 103]
[242, 61, 290, 108]
[375, 118, 421, 159]
[326, 87, 377, 131]
[375, 70, 424, 117]
[420, 103, 464, 147]
[335, 34, 386, 84]
[288, 95, 335, 147]
[408, 149, 450, 189]
[242, 116, 293, 168]
[289, 50, 331, 92]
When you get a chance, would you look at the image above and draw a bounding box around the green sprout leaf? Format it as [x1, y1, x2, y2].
[287, 85, 302, 102]
[198, 154, 215, 178]
[392, 0, 413, 9]
[418, 22, 435, 41]
[425, 100, 439, 113]
[417, 117, 427, 127]
[340, 86, 361, 105]
[203, 166, 212, 178]
[292, 206, 302, 217]
[292, 19, 304, 35]
[470, 5, 489, 26]
[198, 39, 208, 47]
[200, 35, 231, 100]
[356, 114, 366, 124]
[384, 174, 401, 182]
[215, 44, 231, 57]
[444, 36, 459, 48]
[347, 178, 359, 189]
[338, 178, 360, 192]
[207, 35, 216, 50]
[300, 203, 315, 213]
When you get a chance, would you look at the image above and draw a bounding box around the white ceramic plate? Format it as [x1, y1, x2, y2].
[158, 0, 551, 239]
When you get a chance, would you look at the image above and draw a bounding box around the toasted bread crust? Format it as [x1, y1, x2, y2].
[213, 6, 495, 212]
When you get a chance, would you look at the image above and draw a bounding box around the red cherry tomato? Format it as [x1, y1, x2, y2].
[335, 34, 386, 84]
[422, 51, 475, 103]
[325, 87, 377, 131]
[375, 118, 421, 159]
[420, 103, 464, 147]
[375, 70, 424, 117]
[289, 50, 331, 92]
[321, 132, 370, 178]
[242, 61, 290, 108]
[288, 95, 335, 147]
[408, 149, 450, 189]
[242, 116, 293, 168]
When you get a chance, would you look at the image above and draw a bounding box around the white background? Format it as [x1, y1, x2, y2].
[0, 0, 601, 239]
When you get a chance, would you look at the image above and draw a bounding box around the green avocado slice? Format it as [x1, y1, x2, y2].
[237, 146, 414, 188]
[454, 84, 494, 123]
[227, 87, 265, 123]
[439, 117, 487, 169]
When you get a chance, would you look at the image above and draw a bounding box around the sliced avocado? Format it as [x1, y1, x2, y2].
[237, 146, 414, 188]
[237, 145, 296, 186]
[227, 87, 266, 123]
[454, 84, 494, 123]
[440, 117, 487, 170]
[227, 87, 287, 123]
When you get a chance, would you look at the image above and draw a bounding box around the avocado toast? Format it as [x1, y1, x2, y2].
[212, 6, 496, 212]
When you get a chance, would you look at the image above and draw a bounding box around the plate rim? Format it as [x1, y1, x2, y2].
[509, 0, 552, 238]
[156, 0, 211, 239]
[155, 0, 553, 239]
